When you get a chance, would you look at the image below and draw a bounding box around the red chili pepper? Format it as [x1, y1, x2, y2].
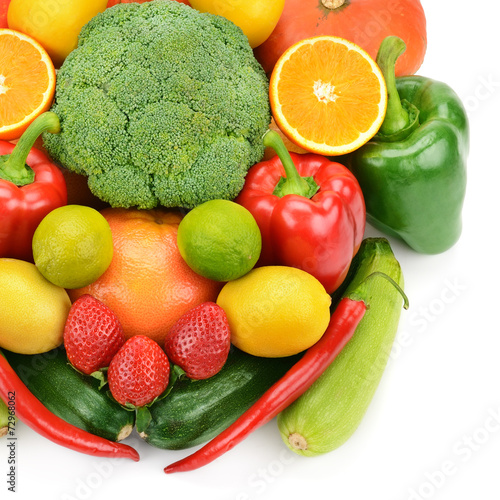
[0, 352, 140, 462]
[235, 130, 365, 294]
[0, 112, 67, 262]
[164, 295, 366, 474]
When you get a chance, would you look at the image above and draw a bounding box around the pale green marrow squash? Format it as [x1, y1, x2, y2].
[277, 238, 406, 456]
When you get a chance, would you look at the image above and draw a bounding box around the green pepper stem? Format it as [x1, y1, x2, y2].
[376, 37, 411, 137]
[263, 130, 319, 199]
[0, 112, 60, 187]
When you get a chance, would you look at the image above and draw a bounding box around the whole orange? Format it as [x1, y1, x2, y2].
[68, 208, 223, 345]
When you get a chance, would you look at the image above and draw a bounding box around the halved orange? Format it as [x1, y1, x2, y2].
[269, 36, 387, 156]
[0, 29, 56, 141]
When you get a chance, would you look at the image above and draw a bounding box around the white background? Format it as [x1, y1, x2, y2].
[2, 1, 499, 499]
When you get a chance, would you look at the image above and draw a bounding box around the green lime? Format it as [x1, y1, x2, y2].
[32, 205, 114, 289]
[177, 199, 262, 282]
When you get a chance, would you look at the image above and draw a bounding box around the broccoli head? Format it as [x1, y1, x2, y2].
[43, 0, 271, 209]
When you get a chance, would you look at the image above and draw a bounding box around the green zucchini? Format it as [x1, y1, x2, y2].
[138, 346, 301, 450]
[277, 237, 406, 456]
[3, 346, 135, 442]
[0, 397, 8, 437]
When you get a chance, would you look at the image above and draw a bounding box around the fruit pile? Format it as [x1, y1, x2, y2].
[0, 0, 468, 473]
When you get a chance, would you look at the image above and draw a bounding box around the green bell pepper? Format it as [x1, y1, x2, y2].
[345, 36, 469, 254]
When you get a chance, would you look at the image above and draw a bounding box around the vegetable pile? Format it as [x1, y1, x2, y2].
[0, 0, 470, 478]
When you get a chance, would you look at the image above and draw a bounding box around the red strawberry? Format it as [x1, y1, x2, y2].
[164, 301, 231, 380]
[64, 294, 125, 375]
[107, 335, 170, 407]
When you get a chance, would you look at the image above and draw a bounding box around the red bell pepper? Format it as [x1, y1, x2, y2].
[0, 112, 67, 262]
[0, 0, 10, 29]
[235, 130, 366, 294]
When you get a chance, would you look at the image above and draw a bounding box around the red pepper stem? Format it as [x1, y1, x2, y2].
[0, 112, 60, 187]
[263, 130, 319, 199]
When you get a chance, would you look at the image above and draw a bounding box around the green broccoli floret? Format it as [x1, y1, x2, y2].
[43, 0, 271, 209]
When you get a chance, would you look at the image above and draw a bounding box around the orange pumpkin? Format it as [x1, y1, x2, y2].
[254, 0, 427, 77]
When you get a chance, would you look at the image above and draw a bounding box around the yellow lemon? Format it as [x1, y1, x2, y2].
[217, 266, 331, 357]
[32, 205, 113, 289]
[188, 0, 285, 48]
[7, 0, 108, 67]
[0, 258, 71, 354]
